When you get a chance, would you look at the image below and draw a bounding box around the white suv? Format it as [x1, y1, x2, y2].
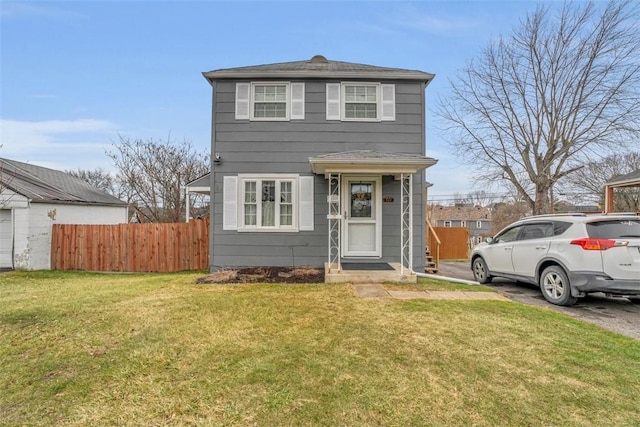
[470, 214, 640, 306]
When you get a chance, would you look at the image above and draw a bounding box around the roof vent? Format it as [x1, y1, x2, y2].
[310, 55, 328, 63]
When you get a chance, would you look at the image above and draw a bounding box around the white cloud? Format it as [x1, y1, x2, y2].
[0, 118, 119, 171]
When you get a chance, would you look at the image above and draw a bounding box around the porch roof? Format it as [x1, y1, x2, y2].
[186, 172, 211, 194]
[309, 150, 437, 178]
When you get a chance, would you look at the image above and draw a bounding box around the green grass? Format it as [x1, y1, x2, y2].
[1, 271, 639, 426]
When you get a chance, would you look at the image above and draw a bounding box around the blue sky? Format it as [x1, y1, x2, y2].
[1, 0, 556, 202]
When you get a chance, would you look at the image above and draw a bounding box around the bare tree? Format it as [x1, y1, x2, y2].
[107, 135, 209, 223]
[562, 151, 640, 211]
[465, 190, 495, 207]
[437, 1, 640, 214]
[66, 168, 118, 196]
[491, 200, 532, 234]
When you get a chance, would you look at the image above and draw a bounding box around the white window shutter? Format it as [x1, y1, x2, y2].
[298, 176, 314, 231]
[290, 83, 305, 120]
[326, 83, 341, 120]
[235, 83, 250, 120]
[381, 84, 395, 121]
[223, 176, 238, 230]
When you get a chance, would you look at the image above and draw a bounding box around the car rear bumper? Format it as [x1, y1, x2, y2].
[569, 271, 640, 296]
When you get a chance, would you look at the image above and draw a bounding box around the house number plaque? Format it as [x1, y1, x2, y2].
[383, 196, 394, 203]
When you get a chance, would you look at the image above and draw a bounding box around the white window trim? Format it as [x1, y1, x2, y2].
[460, 220, 467, 227]
[326, 82, 395, 122]
[238, 174, 297, 231]
[223, 174, 314, 232]
[341, 82, 380, 122]
[476, 220, 482, 228]
[444, 220, 452, 227]
[236, 82, 305, 122]
[250, 82, 290, 121]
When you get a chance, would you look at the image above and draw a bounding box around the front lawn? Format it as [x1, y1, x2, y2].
[1, 271, 638, 426]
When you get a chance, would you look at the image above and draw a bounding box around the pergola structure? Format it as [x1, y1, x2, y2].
[604, 169, 640, 213]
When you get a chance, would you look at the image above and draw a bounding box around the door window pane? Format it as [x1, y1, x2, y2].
[350, 183, 372, 218]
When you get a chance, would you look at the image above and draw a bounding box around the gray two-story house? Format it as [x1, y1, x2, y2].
[202, 55, 437, 281]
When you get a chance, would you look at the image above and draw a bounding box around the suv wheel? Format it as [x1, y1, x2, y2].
[628, 298, 640, 304]
[472, 257, 492, 284]
[539, 265, 578, 306]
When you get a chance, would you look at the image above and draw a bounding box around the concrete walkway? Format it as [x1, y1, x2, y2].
[353, 284, 510, 301]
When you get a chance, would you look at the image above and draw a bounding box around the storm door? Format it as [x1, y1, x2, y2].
[342, 176, 381, 257]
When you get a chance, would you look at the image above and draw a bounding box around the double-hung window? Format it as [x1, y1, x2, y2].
[223, 174, 314, 232]
[242, 178, 295, 229]
[344, 84, 378, 119]
[253, 84, 288, 119]
[326, 82, 395, 121]
[235, 82, 305, 121]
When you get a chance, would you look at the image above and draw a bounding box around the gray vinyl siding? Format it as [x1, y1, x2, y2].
[209, 80, 427, 270]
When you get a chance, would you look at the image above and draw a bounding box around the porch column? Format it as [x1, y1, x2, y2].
[605, 185, 614, 213]
[400, 173, 413, 274]
[327, 173, 341, 272]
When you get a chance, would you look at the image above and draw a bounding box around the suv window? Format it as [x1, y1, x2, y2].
[586, 219, 640, 239]
[495, 226, 522, 243]
[552, 221, 572, 236]
[519, 223, 552, 240]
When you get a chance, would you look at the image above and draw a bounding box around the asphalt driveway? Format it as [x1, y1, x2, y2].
[437, 261, 640, 341]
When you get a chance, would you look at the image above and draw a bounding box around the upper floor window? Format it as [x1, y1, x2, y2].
[344, 84, 378, 119]
[235, 82, 305, 121]
[460, 220, 467, 227]
[444, 220, 452, 227]
[476, 220, 482, 228]
[253, 84, 288, 119]
[327, 82, 395, 122]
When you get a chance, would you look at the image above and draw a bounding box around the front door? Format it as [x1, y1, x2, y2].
[343, 176, 381, 257]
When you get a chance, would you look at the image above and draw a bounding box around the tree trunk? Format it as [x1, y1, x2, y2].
[533, 185, 551, 215]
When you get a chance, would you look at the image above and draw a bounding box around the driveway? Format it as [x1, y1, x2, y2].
[437, 261, 640, 341]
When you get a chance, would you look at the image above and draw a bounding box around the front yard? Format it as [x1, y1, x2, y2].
[1, 271, 638, 426]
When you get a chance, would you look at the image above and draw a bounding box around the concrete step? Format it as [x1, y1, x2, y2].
[325, 263, 417, 284]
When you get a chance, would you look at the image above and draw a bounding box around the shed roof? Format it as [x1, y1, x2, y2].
[203, 55, 435, 83]
[0, 158, 127, 206]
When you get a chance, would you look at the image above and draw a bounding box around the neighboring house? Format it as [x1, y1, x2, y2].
[202, 55, 437, 276]
[429, 204, 492, 246]
[605, 168, 640, 213]
[0, 158, 128, 270]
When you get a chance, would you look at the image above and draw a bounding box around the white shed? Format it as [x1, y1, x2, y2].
[0, 158, 128, 270]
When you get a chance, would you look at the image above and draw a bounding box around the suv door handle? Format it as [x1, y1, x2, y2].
[535, 246, 547, 250]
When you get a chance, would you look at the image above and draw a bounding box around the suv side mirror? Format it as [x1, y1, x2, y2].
[485, 237, 495, 244]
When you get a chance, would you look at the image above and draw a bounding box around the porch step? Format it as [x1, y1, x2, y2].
[425, 251, 438, 274]
[324, 263, 417, 284]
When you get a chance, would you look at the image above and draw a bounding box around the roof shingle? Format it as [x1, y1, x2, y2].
[0, 158, 127, 206]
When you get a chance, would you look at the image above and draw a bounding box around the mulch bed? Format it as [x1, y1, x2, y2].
[196, 266, 325, 284]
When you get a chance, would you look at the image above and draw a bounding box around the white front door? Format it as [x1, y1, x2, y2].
[342, 176, 381, 257]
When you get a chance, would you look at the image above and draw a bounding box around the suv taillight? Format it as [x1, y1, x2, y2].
[570, 238, 617, 250]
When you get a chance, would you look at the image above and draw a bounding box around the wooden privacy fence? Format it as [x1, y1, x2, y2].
[51, 219, 209, 272]
[428, 226, 469, 260]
